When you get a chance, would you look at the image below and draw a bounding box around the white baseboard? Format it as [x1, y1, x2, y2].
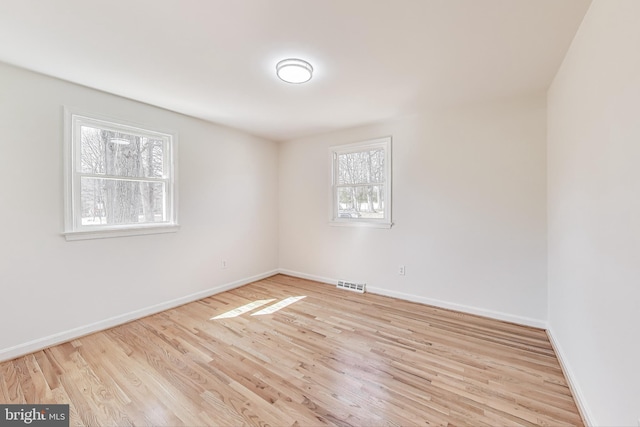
[366, 286, 547, 329]
[0, 269, 279, 363]
[546, 328, 596, 427]
[277, 269, 337, 286]
[278, 269, 547, 329]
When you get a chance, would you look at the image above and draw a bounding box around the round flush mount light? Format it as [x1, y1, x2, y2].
[276, 58, 313, 84]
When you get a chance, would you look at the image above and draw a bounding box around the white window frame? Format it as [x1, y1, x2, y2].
[330, 136, 392, 228]
[63, 108, 179, 240]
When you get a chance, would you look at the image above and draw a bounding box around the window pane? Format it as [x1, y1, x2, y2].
[337, 149, 385, 185]
[80, 177, 166, 225]
[80, 126, 164, 178]
[337, 185, 385, 219]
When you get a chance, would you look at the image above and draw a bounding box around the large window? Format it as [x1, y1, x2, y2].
[330, 137, 392, 228]
[64, 110, 178, 240]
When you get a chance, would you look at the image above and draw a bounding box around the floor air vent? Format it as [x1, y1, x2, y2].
[336, 280, 366, 294]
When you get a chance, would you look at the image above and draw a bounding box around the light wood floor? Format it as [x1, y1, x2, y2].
[0, 274, 583, 426]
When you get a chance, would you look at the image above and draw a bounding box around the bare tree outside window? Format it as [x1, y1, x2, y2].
[79, 126, 166, 226]
[336, 148, 385, 218]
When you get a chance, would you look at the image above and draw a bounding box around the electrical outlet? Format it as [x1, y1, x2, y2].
[399, 265, 405, 275]
[221, 259, 228, 269]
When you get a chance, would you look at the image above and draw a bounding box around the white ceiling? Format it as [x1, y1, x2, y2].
[0, 0, 591, 141]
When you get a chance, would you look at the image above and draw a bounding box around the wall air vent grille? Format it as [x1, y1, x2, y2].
[336, 280, 366, 294]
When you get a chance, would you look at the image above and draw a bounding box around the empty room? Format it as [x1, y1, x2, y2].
[0, 0, 638, 426]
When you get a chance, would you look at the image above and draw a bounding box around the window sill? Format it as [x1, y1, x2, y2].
[63, 224, 180, 241]
[329, 220, 393, 229]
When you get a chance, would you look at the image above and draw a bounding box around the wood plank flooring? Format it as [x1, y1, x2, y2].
[0, 274, 583, 426]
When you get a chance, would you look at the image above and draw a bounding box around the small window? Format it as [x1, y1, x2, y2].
[64, 110, 178, 240]
[330, 137, 392, 228]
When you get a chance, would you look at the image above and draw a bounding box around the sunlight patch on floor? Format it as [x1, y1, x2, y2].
[211, 299, 275, 319]
[251, 296, 306, 316]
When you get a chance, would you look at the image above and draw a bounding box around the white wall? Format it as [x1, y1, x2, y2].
[279, 93, 548, 326]
[547, 1, 640, 426]
[0, 62, 279, 360]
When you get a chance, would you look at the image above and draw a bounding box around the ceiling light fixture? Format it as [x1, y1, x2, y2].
[276, 58, 313, 84]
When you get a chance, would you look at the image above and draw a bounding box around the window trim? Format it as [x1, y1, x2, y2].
[63, 107, 179, 240]
[329, 136, 392, 228]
